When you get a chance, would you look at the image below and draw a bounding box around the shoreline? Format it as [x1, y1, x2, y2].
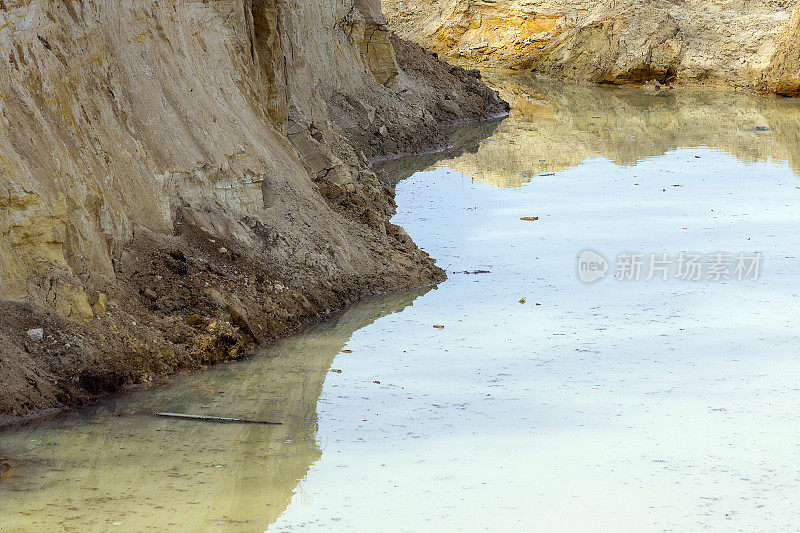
[0, 279, 444, 431]
[4, 59, 795, 435]
[368, 111, 509, 165]
[0, 106, 506, 432]
[445, 62, 800, 99]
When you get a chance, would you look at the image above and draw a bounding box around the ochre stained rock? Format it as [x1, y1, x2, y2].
[383, 0, 800, 93]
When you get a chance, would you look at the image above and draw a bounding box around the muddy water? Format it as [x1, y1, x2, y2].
[4, 77, 800, 531]
[0, 292, 427, 531]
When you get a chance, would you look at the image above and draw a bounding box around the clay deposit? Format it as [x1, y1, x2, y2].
[0, 0, 507, 422]
[383, 0, 800, 94]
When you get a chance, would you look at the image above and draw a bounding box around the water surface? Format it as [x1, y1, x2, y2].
[3, 77, 800, 531]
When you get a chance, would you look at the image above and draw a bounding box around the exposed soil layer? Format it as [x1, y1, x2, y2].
[0, 0, 507, 425]
[383, 0, 800, 94]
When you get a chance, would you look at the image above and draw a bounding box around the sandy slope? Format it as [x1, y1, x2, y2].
[0, 0, 507, 420]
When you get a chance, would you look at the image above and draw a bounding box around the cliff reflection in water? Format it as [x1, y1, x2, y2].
[0, 289, 428, 531]
[393, 73, 800, 188]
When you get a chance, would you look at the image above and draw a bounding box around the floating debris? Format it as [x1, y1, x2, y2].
[433, 324, 445, 329]
[520, 216, 539, 222]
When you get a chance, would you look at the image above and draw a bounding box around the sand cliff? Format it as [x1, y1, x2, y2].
[0, 0, 507, 420]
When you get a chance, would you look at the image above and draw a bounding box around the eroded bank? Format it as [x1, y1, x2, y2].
[0, 0, 507, 422]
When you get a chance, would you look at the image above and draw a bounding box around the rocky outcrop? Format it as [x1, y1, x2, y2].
[383, 0, 800, 93]
[534, 1, 683, 85]
[761, 5, 800, 96]
[0, 0, 507, 421]
[383, 0, 588, 69]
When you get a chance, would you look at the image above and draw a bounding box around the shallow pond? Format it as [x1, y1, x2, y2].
[3, 76, 800, 531]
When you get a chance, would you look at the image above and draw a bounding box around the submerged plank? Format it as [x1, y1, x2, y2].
[155, 412, 282, 425]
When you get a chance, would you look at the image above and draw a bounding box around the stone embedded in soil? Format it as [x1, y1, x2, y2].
[438, 99, 461, 116]
[26, 329, 44, 342]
